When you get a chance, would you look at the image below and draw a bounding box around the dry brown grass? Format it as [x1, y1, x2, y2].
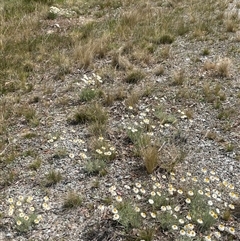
[203, 61, 216, 71]
[154, 65, 164, 76]
[68, 103, 108, 125]
[215, 58, 231, 77]
[203, 58, 232, 77]
[102, 86, 127, 106]
[172, 69, 185, 86]
[140, 145, 159, 174]
[111, 53, 132, 70]
[160, 45, 171, 59]
[125, 89, 142, 109]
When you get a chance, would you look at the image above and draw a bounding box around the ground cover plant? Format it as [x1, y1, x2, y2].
[0, 0, 240, 240]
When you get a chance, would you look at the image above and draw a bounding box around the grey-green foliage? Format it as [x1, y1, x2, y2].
[79, 87, 99, 102]
[84, 159, 106, 175]
[116, 201, 141, 229]
[189, 192, 216, 231]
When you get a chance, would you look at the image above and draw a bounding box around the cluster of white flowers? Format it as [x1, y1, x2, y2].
[94, 137, 116, 160]
[93, 156, 240, 240]
[42, 196, 50, 211]
[6, 195, 49, 231]
[81, 73, 103, 86]
[49, 6, 76, 17]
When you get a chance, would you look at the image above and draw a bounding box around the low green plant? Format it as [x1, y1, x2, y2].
[225, 143, 234, 152]
[91, 137, 116, 161]
[116, 201, 142, 229]
[202, 83, 226, 103]
[79, 87, 99, 102]
[1, 151, 17, 165]
[114, 86, 127, 101]
[102, 92, 115, 106]
[160, 45, 171, 59]
[14, 213, 38, 232]
[23, 149, 37, 158]
[201, 48, 210, 56]
[22, 132, 37, 139]
[91, 179, 100, 188]
[22, 107, 36, 123]
[0, 169, 18, 187]
[102, 196, 113, 205]
[103, 165, 239, 240]
[176, 87, 197, 101]
[111, 53, 132, 70]
[188, 191, 217, 231]
[152, 192, 170, 209]
[6, 195, 50, 233]
[222, 208, 231, 221]
[184, 109, 194, 119]
[84, 159, 106, 175]
[158, 210, 178, 231]
[102, 87, 126, 106]
[154, 108, 177, 125]
[96, 148, 116, 161]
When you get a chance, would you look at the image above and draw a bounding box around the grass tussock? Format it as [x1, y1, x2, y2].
[140, 145, 159, 174]
[124, 69, 145, 84]
[215, 58, 231, 77]
[125, 90, 141, 109]
[172, 69, 185, 86]
[84, 159, 106, 175]
[67, 103, 108, 125]
[28, 159, 42, 171]
[204, 58, 232, 77]
[63, 191, 83, 209]
[44, 170, 62, 187]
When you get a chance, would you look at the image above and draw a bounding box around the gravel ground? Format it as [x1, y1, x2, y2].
[0, 1, 240, 241]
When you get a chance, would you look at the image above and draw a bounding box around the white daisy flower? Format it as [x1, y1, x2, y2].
[148, 199, 154, 204]
[113, 214, 119, 220]
[150, 212, 156, 218]
[172, 225, 178, 230]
